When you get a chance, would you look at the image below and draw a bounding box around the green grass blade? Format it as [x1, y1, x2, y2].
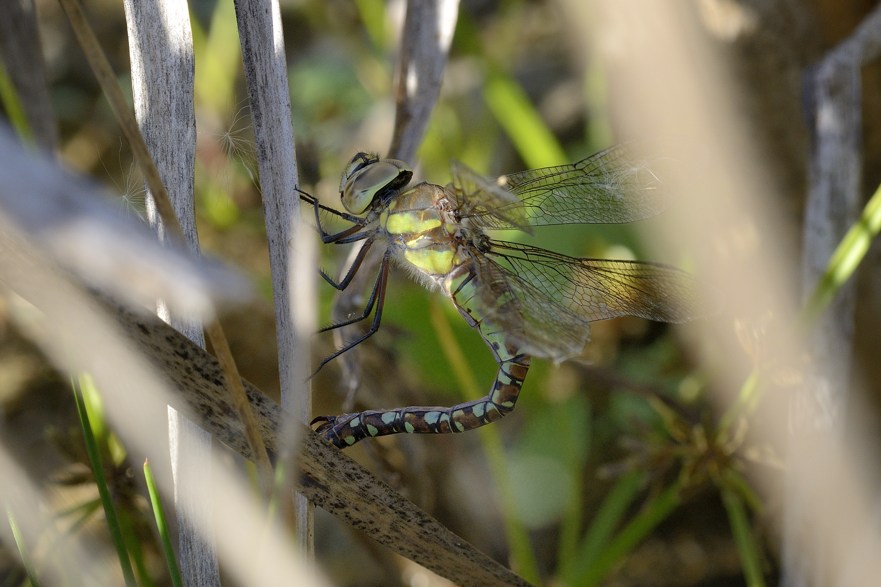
[0, 58, 34, 146]
[80, 374, 128, 466]
[579, 477, 683, 586]
[483, 69, 567, 169]
[719, 369, 759, 434]
[564, 470, 645, 582]
[721, 484, 765, 586]
[144, 459, 183, 587]
[429, 299, 541, 584]
[118, 505, 153, 587]
[7, 507, 42, 587]
[73, 375, 137, 587]
[802, 180, 881, 327]
[723, 468, 764, 514]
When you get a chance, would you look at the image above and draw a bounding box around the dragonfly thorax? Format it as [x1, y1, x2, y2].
[381, 183, 463, 282]
[339, 153, 413, 215]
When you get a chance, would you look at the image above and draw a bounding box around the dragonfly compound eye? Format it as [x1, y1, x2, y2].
[339, 152, 378, 193]
[340, 157, 413, 214]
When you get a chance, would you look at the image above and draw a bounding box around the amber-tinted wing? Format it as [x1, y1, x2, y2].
[447, 160, 530, 230]
[464, 239, 701, 362]
[448, 145, 669, 230]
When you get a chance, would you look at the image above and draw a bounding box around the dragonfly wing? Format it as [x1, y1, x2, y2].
[455, 144, 671, 229]
[463, 251, 593, 363]
[448, 160, 530, 230]
[485, 240, 701, 328]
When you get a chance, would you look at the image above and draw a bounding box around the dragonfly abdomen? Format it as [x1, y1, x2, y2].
[312, 261, 534, 448]
[312, 350, 530, 447]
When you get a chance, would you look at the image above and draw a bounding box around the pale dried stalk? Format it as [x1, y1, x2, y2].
[0, 116, 529, 585]
[233, 0, 313, 549]
[588, 2, 881, 586]
[790, 6, 881, 586]
[122, 1, 220, 583]
[0, 224, 328, 586]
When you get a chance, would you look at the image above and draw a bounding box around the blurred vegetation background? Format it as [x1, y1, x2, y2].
[1, 1, 762, 585]
[6, 0, 881, 585]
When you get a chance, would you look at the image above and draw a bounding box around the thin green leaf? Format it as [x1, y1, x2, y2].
[564, 470, 645, 583]
[145, 459, 183, 587]
[719, 369, 759, 435]
[0, 58, 34, 145]
[721, 485, 765, 587]
[118, 505, 153, 587]
[484, 69, 567, 169]
[579, 477, 683, 586]
[723, 468, 764, 515]
[73, 376, 137, 587]
[354, 0, 388, 51]
[61, 498, 103, 536]
[802, 180, 881, 327]
[7, 507, 42, 587]
[193, 0, 241, 113]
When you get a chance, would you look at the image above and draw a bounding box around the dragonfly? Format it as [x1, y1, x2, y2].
[302, 146, 701, 448]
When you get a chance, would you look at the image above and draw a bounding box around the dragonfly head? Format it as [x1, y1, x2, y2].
[340, 152, 413, 214]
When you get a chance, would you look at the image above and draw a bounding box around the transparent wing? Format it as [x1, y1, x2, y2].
[467, 240, 701, 362]
[448, 160, 530, 230]
[465, 252, 592, 362]
[448, 145, 670, 229]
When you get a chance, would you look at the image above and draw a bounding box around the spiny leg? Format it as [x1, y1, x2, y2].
[297, 189, 367, 242]
[318, 235, 376, 294]
[311, 253, 391, 376]
[300, 189, 386, 373]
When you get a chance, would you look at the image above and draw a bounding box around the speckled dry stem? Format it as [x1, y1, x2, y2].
[114, 305, 530, 586]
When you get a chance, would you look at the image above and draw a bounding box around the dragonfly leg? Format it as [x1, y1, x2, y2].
[318, 247, 385, 333]
[298, 189, 367, 243]
[319, 236, 376, 292]
[310, 253, 390, 375]
[312, 344, 531, 447]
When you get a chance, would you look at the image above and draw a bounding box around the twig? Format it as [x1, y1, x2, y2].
[788, 6, 881, 586]
[388, 0, 460, 162]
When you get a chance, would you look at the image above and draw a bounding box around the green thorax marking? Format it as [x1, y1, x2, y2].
[382, 183, 465, 278]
